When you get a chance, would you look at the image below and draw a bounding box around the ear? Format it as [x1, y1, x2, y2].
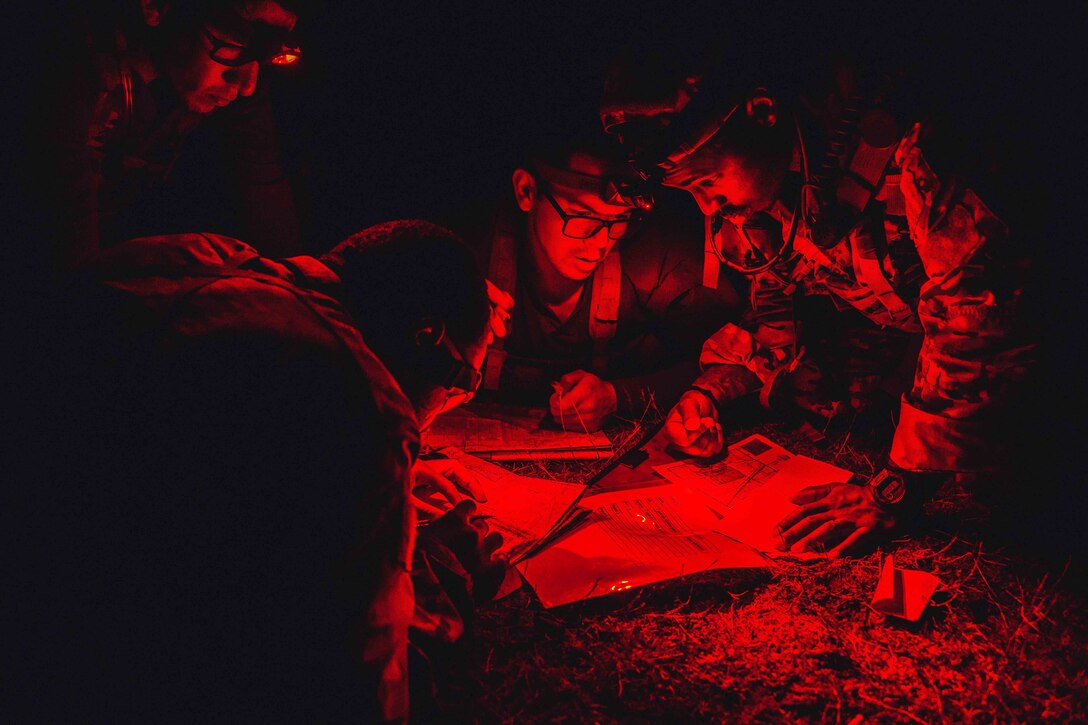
[511, 168, 537, 213]
[413, 319, 445, 348]
[746, 88, 777, 128]
[139, 0, 167, 27]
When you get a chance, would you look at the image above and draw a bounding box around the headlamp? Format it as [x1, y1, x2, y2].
[531, 161, 653, 212]
[202, 26, 301, 67]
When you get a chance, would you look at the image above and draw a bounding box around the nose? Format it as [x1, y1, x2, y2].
[223, 61, 260, 98]
[591, 228, 612, 246]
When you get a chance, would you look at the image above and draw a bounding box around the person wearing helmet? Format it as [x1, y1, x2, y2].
[602, 49, 1033, 557]
[448, 131, 742, 432]
[21, 0, 306, 283]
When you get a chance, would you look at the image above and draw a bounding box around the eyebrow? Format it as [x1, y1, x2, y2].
[664, 167, 709, 188]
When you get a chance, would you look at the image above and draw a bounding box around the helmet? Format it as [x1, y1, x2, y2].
[600, 48, 792, 276]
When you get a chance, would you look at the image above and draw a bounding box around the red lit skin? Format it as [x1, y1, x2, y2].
[662, 143, 790, 225]
[414, 328, 493, 519]
[511, 152, 631, 431]
[141, 0, 298, 114]
[660, 124, 896, 555]
[665, 390, 723, 457]
[777, 483, 896, 558]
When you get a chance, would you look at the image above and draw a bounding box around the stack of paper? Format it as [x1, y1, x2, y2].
[653, 434, 854, 556]
[515, 485, 769, 607]
[515, 433, 856, 608]
[423, 407, 613, 461]
[439, 448, 588, 563]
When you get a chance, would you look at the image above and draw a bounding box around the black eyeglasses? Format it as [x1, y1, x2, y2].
[538, 185, 637, 241]
[201, 27, 301, 67]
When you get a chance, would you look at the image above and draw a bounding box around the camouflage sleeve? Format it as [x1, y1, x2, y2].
[691, 265, 802, 408]
[889, 124, 1034, 472]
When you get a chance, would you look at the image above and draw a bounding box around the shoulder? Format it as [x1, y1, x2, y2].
[91, 232, 259, 270]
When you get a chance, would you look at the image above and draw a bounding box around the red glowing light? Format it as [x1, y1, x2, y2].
[271, 51, 300, 66]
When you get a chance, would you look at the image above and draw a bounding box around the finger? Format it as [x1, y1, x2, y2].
[560, 376, 596, 409]
[776, 501, 832, 537]
[556, 370, 585, 390]
[447, 499, 477, 522]
[789, 484, 833, 505]
[418, 468, 467, 508]
[665, 416, 697, 448]
[483, 531, 504, 554]
[676, 424, 721, 457]
[439, 460, 488, 502]
[828, 525, 876, 559]
[413, 497, 446, 520]
[777, 511, 835, 550]
[689, 425, 721, 456]
[794, 519, 851, 554]
[485, 279, 514, 310]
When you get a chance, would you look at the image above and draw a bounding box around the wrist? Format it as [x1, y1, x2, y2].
[868, 465, 949, 518]
[685, 385, 717, 408]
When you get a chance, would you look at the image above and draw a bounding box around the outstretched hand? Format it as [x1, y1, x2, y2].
[665, 390, 723, 457]
[776, 481, 896, 558]
[548, 370, 616, 432]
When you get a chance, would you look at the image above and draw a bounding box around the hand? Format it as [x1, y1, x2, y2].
[767, 360, 837, 421]
[412, 456, 488, 520]
[424, 500, 507, 604]
[485, 279, 514, 340]
[775, 481, 896, 558]
[665, 390, 723, 457]
[548, 370, 617, 432]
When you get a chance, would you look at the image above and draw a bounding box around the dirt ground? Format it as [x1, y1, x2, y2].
[427, 410, 1088, 723]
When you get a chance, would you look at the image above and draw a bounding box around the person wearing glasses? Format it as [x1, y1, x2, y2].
[15, 219, 507, 719]
[601, 46, 1034, 557]
[23, 0, 305, 283]
[452, 133, 742, 432]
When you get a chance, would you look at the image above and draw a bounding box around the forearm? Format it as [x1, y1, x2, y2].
[689, 363, 763, 408]
[609, 357, 701, 416]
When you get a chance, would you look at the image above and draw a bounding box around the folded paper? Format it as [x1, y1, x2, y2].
[871, 556, 940, 621]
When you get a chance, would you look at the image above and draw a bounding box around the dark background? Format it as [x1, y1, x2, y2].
[10, 1, 1085, 553]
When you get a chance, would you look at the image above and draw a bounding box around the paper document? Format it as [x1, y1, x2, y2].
[439, 448, 586, 563]
[423, 407, 612, 460]
[653, 434, 854, 556]
[516, 484, 767, 608]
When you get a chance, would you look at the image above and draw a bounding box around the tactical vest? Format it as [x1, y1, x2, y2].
[481, 217, 622, 390]
[702, 92, 917, 332]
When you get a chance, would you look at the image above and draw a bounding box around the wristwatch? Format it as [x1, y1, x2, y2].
[868, 468, 908, 507]
[867, 466, 950, 516]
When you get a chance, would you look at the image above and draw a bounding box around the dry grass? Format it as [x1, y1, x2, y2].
[428, 407, 1088, 723]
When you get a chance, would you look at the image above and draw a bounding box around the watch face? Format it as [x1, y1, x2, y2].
[873, 471, 907, 505]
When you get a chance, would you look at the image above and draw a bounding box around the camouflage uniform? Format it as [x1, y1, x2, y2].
[692, 124, 1033, 474]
